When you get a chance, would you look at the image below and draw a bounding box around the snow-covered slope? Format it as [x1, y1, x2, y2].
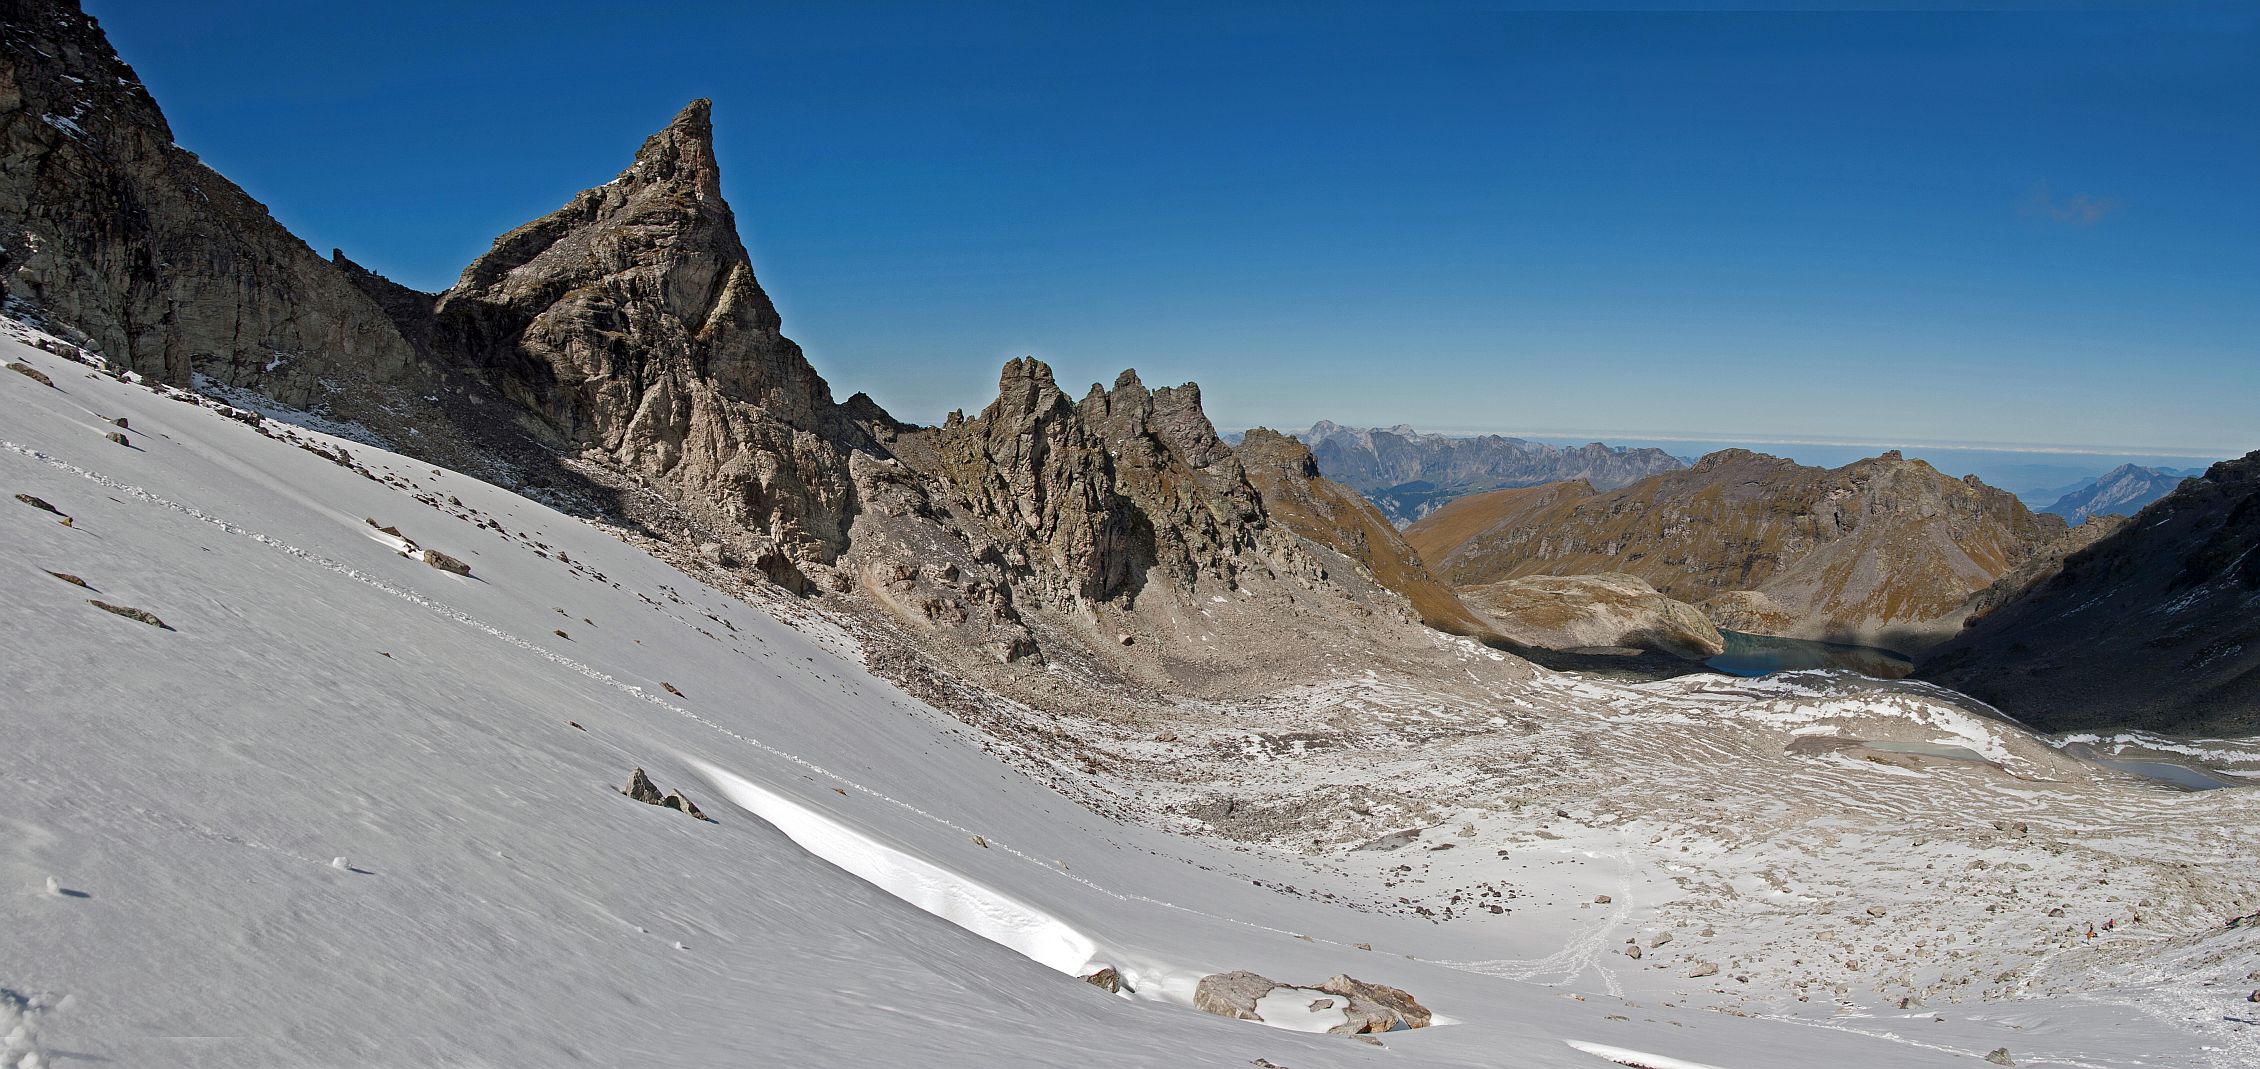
[3, 324, 2255, 1068]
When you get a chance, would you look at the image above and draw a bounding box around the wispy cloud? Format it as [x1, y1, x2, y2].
[2019, 182, 2120, 226]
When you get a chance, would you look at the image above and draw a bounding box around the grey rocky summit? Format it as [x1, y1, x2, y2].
[431, 98, 863, 566]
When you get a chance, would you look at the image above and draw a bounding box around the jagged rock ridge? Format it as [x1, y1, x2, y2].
[0, 3, 1524, 696]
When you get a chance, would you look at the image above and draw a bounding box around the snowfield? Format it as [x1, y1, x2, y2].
[4, 321, 2258, 1068]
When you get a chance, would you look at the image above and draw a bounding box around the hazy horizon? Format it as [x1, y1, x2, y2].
[1229, 419, 2226, 499]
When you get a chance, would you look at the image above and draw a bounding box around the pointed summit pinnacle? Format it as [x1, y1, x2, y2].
[620, 98, 721, 195]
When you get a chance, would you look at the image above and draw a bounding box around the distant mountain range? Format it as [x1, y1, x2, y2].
[1278, 421, 1685, 526]
[2039, 464, 2202, 524]
[1404, 449, 2077, 650]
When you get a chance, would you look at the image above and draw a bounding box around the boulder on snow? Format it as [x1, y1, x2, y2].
[1082, 966, 1130, 993]
[424, 550, 472, 576]
[104, 431, 129, 446]
[6, 360, 54, 387]
[1318, 974, 1432, 1034]
[1985, 1049, 2015, 1066]
[622, 768, 713, 822]
[1192, 971, 1432, 1034]
[88, 599, 170, 630]
[1193, 971, 1280, 1021]
[623, 768, 666, 805]
[660, 791, 709, 822]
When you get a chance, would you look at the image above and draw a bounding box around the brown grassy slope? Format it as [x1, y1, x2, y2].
[1404, 449, 2065, 646]
[1404, 480, 1602, 577]
[1236, 429, 1498, 639]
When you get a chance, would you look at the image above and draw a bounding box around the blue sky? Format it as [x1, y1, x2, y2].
[93, 2, 2258, 455]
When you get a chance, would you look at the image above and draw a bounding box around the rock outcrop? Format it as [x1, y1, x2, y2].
[621, 768, 711, 821]
[1318, 973, 1433, 1034]
[1458, 572, 1723, 659]
[1921, 451, 2260, 735]
[1951, 514, 2128, 625]
[1293, 420, 1684, 525]
[1190, 970, 1432, 1035]
[1406, 450, 2067, 650]
[1192, 970, 1278, 1022]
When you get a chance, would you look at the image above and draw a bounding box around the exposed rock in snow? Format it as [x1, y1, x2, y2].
[422, 549, 471, 576]
[1195, 971, 1282, 1021]
[1316, 973, 1431, 1034]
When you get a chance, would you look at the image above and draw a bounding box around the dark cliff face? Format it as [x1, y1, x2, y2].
[0, 0, 435, 413]
[1406, 449, 2067, 646]
[1921, 451, 2260, 735]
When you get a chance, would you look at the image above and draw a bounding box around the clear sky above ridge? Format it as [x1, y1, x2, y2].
[90, 1, 2259, 455]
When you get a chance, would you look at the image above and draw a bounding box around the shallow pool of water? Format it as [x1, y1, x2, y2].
[2054, 743, 2241, 792]
[2092, 757, 2237, 791]
[1705, 630, 1914, 679]
[1863, 740, 1990, 763]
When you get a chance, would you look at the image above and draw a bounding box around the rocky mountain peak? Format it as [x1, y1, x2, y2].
[1687, 447, 1783, 472]
[1081, 372, 1232, 470]
[1237, 427, 1323, 478]
[425, 99, 854, 557]
[918, 361, 1276, 606]
[2203, 451, 2260, 485]
[621, 98, 721, 197]
[992, 356, 1072, 418]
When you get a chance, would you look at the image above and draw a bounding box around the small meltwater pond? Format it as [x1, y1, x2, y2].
[2061, 745, 2244, 792]
[1862, 740, 1990, 763]
[1705, 630, 1914, 679]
